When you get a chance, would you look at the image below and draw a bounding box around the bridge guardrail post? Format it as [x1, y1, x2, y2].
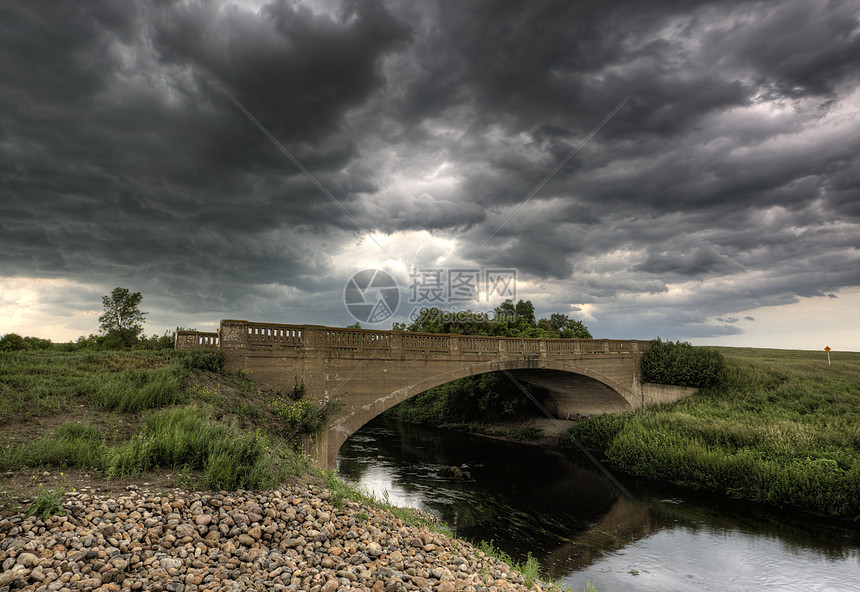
[302, 325, 327, 352]
[220, 320, 250, 350]
[390, 332, 403, 358]
[449, 334, 459, 355]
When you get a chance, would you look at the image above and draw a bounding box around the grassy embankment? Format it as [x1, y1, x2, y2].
[0, 349, 313, 494]
[570, 347, 860, 522]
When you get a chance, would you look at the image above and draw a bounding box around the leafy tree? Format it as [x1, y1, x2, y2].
[641, 338, 726, 388]
[99, 287, 147, 348]
[538, 312, 592, 339]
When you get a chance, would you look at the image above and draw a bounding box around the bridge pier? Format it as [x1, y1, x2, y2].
[176, 321, 694, 468]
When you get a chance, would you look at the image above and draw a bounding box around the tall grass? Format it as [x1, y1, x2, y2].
[1, 421, 107, 470]
[569, 348, 860, 521]
[1, 349, 313, 492]
[105, 405, 305, 490]
[0, 350, 177, 417]
[87, 366, 186, 412]
[476, 540, 542, 587]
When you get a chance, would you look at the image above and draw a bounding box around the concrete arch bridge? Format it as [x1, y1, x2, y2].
[176, 320, 694, 467]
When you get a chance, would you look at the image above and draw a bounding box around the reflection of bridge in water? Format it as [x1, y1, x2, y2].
[176, 320, 695, 467]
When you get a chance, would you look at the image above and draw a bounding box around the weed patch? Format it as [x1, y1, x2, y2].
[87, 366, 187, 412]
[24, 483, 66, 519]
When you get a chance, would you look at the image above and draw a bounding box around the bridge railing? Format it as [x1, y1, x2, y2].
[174, 330, 220, 349]
[325, 328, 391, 351]
[246, 323, 303, 348]
[207, 320, 648, 356]
[402, 334, 450, 352]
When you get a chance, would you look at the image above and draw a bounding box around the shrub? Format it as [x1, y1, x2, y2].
[270, 397, 340, 435]
[25, 484, 66, 519]
[0, 333, 52, 351]
[178, 349, 224, 373]
[641, 338, 726, 387]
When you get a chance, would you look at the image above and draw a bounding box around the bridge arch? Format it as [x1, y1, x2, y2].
[326, 360, 636, 467]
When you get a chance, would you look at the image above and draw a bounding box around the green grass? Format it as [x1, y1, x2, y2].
[105, 405, 309, 490]
[0, 421, 108, 470]
[88, 366, 187, 412]
[570, 348, 860, 521]
[0, 349, 313, 491]
[0, 350, 176, 417]
[476, 540, 541, 587]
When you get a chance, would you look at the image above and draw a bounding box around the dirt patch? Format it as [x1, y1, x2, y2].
[0, 467, 202, 517]
[1, 409, 141, 448]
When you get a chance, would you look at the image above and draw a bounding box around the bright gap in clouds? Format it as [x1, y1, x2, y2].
[0, 278, 101, 342]
[691, 289, 860, 352]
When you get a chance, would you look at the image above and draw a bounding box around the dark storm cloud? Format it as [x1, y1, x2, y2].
[1, 0, 858, 341]
[0, 0, 408, 304]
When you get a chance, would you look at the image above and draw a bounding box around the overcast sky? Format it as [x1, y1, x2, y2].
[1, 0, 859, 350]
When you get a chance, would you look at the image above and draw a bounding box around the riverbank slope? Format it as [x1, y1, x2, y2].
[570, 347, 860, 522]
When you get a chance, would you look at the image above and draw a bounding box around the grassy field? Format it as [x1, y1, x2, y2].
[569, 347, 860, 522]
[0, 349, 313, 497]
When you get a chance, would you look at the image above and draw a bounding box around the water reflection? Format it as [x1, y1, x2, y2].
[338, 417, 860, 590]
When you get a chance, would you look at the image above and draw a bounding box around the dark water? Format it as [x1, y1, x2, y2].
[337, 417, 860, 592]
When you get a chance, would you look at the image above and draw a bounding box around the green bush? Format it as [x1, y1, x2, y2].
[25, 484, 67, 519]
[0, 333, 52, 351]
[641, 338, 726, 387]
[178, 349, 224, 373]
[270, 397, 340, 435]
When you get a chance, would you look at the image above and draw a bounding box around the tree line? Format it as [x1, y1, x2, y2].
[1, 287, 176, 351]
[392, 299, 592, 339]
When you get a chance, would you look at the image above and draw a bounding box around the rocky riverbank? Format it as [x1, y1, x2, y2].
[0, 485, 541, 592]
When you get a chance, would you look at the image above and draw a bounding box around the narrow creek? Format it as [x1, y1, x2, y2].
[337, 416, 860, 592]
